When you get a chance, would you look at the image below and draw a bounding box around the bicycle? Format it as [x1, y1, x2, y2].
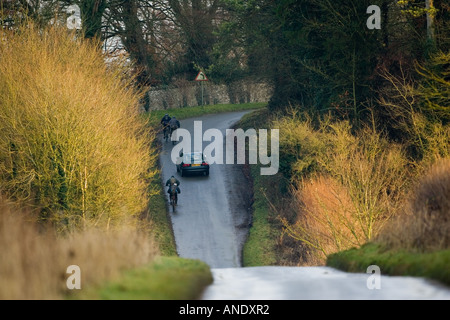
[168, 183, 179, 212]
[162, 125, 170, 142]
[169, 126, 178, 145]
[170, 192, 177, 212]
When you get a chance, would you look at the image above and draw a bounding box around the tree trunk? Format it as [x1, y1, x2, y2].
[426, 0, 435, 42]
[120, 0, 155, 85]
[80, 0, 107, 39]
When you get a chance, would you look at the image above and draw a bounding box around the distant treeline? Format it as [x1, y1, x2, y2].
[2, 1, 448, 129]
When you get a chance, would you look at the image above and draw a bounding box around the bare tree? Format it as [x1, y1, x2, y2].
[167, 0, 222, 77]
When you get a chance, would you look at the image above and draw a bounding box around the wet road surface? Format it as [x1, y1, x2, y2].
[201, 266, 450, 300]
[159, 111, 252, 268]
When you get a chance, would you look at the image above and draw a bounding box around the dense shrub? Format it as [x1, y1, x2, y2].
[278, 114, 409, 264]
[283, 175, 364, 264]
[273, 111, 327, 180]
[376, 158, 450, 251]
[0, 23, 155, 231]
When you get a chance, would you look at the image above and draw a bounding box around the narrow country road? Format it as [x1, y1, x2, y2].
[159, 111, 252, 268]
[201, 266, 450, 300]
[159, 110, 450, 300]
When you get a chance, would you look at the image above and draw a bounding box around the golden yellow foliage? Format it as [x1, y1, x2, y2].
[0, 23, 156, 231]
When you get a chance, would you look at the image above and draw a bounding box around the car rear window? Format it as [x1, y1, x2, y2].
[184, 153, 203, 163]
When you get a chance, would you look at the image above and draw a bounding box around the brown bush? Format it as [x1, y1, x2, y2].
[282, 175, 365, 265]
[0, 197, 159, 299]
[377, 158, 450, 251]
[277, 115, 411, 264]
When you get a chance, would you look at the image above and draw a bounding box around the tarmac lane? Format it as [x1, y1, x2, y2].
[159, 111, 253, 268]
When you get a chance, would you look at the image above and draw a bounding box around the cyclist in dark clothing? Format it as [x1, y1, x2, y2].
[161, 114, 171, 126]
[166, 175, 180, 188]
[161, 114, 171, 140]
[166, 176, 181, 204]
[168, 116, 180, 132]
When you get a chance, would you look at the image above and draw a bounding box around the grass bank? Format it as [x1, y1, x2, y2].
[69, 256, 213, 300]
[145, 165, 177, 257]
[234, 109, 280, 266]
[241, 165, 278, 266]
[327, 244, 450, 286]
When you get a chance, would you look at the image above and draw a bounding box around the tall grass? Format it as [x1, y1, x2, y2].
[376, 158, 450, 252]
[0, 23, 155, 231]
[0, 197, 159, 299]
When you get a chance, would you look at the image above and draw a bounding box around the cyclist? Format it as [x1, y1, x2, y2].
[160, 114, 171, 138]
[166, 175, 181, 189]
[168, 116, 180, 135]
[166, 176, 181, 204]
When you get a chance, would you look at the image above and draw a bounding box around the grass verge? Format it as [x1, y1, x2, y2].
[235, 108, 279, 266]
[242, 165, 278, 266]
[69, 256, 213, 300]
[327, 243, 450, 286]
[145, 168, 177, 256]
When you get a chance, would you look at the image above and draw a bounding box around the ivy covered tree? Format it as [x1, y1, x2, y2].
[165, 0, 224, 81]
[215, 0, 387, 122]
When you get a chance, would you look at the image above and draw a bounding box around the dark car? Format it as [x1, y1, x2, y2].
[176, 152, 210, 177]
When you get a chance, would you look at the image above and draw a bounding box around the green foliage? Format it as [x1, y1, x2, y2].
[211, 0, 276, 84]
[219, 0, 387, 119]
[71, 257, 213, 300]
[416, 51, 450, 122]
[327, 243, 450, 286]
[215, 0, 449, 135]
[397, 0, 438, 18]
[208, 20, 249, 84]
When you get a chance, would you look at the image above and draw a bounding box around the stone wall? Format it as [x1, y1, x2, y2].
[145, 80, 272, 111]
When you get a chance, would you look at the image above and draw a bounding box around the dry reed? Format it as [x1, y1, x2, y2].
[0, 197, 159, 300]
